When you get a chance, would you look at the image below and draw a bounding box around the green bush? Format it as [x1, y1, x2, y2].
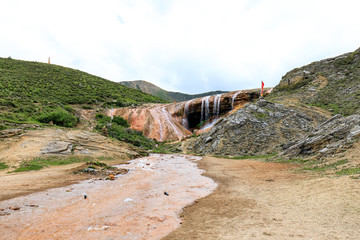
[107, 125, 154, 149]
[38, 108, 78, 127]
[112, 115, 130, 127]
[95, 113, 154, 149]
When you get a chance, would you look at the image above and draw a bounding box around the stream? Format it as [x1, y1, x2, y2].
[0, 154, 217, 240]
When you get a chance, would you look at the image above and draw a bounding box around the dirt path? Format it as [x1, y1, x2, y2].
[163, 157, 360, 240]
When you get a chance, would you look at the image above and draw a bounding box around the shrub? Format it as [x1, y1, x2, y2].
[95, 113, 154, 149]
[107, 125, 154, 149]
[38, 108, 78, 127]
[112, 115, 129, 127]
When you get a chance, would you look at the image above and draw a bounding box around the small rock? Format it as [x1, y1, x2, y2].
[164, 191, 169, 196]
[9, 206, 20, 210]
[26, 204, 39, 208]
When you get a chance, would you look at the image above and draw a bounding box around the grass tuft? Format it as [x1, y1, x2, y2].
[0, 162, 9, 170]
[11, 155, 108, 172]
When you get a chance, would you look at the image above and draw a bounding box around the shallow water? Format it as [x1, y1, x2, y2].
[0, 154, 217, 240]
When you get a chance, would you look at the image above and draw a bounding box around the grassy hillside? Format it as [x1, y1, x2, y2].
[268, 47, 360, 116]
[120, 80, 228, 102]
[0, 57, 166, 127]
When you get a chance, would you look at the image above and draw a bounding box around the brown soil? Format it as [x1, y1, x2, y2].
[163, 157, 360, 240]
[0, 163, 89, 201]
[0, 128, 138, 201]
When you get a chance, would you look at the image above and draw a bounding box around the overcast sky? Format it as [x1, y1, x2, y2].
[1, 0, 360, 94]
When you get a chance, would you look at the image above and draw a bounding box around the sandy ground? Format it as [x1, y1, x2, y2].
[163, 157, 360, 240]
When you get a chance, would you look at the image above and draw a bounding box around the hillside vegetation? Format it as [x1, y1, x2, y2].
[268, 47, 360, 116]
[120, 80, 228, 102]
[0, 58, 165, 128]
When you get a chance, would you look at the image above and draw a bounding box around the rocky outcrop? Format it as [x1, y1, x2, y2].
[280, 114, 360, 157]
[168, 89, 266, 130]
[110, 105, 192, 142]
[110, 89, 268, 142]
[190, 99, 329, 156]
[41, 141, 73, 155]
[0, 129, 23, 138]
[0, 128, 141, 166]
[270, 47, 360, 116]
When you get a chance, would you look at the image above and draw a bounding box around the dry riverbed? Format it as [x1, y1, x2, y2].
[0, 154, 359, 239]
[0, 154, 216, 240]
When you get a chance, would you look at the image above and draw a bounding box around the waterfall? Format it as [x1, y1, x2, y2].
[231, 91, 242, 109]
[201, 96, 211, 123]
[213, 94, 221, 117]
[154, 106, 164, 141]
[183, 100, 193, 129]
[161, 106, 180, 136]
[158, 117, 164, 141]
[184, 100, 192, 117]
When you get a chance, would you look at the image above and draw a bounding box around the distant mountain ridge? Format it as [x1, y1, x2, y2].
[119, 80, 228, 102]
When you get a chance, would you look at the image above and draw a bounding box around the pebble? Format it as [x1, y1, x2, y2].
[9, 206, 20, 210]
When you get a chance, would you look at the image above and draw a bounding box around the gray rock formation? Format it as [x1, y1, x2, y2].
[280, 114, 360, 157]
[41, 141, 73, 154]
[0, 129, 23, 138]
[190, 99, 328, 156]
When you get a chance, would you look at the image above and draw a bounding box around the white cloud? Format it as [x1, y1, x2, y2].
[1, 0, 360, 94]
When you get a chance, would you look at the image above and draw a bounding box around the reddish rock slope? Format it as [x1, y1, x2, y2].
[109, 89, 268, 142]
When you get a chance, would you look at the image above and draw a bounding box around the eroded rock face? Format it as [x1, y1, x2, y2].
[41, 141, 73, 155]
[0, 128, 141, 167]
[190, 99, 329, 156]
[170, 89, 263, 130]
[0, 129, 24, 138]
[110, 89, 265, 142]
[110, 105, 192, 142]
[280, 114, 360, 157]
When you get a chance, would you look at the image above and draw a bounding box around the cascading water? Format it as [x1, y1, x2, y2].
[155, 107, 164, 142]
[231, 91, 242, 109]
[200, 96, 211, 124]
[161, 106, 180, 137]
[183, 100, 193, 129]
[213, 94, 221, 117]
[184, 100, 192, 117]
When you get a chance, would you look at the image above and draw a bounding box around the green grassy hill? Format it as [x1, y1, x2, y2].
[0, 57, 166, 128]
[268, 47, 360, 116]
[119, 80, 228, 102]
